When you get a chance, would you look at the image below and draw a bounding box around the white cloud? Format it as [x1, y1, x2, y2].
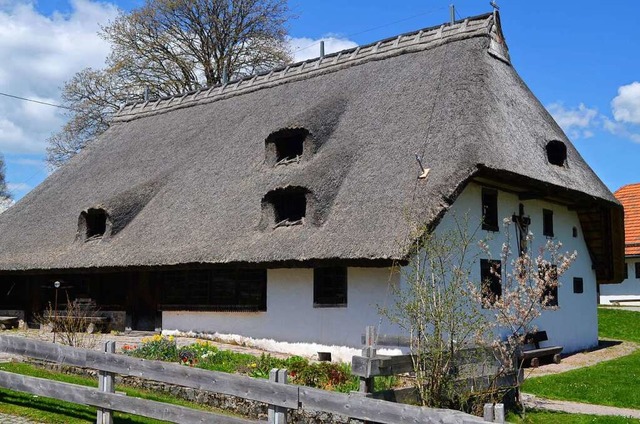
[603, 116, 640, 143]
[288, 35, 358, 62]
[0, 0, 119, 155]
[612, 82, 640, 124]
[546, 102, 598, 140]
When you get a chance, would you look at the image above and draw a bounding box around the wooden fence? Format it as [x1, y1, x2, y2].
[351, 327, 511, 423]
[0, 335, 488, 423]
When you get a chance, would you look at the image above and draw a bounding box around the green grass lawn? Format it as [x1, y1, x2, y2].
[598, 307, 640, 343]
[0, 362, 234, 423]
[522, 349, 640, 409]
[508, 410, 640, 423]
[520, 307, 640, 413]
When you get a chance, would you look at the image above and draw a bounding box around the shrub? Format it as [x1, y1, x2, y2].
[124, 335, 177, 361]
[123, 339, 398, 393]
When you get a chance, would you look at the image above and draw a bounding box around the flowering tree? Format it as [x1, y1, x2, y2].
[385, 213, 577, 412]
[474, 217, 577, 404]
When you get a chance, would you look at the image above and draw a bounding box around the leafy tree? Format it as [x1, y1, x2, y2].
[47, 0, 292, 167]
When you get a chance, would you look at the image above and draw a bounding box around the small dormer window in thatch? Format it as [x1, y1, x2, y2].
[546, 140, 567, 166]
[263, 187, 308, 228]
[80, 208, 109, 241]
[265, 128, 309, 166]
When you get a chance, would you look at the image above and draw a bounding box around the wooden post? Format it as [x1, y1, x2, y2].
[97, 341, 115, 424]
[359, 326, 376, 395]
[267, 368, 288, 424]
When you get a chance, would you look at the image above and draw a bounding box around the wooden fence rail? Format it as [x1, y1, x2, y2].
[0, 335, 487, 424]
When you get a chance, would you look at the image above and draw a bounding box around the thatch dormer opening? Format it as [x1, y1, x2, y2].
[265, 128, 309, 166]
[262, 187, 308, 228]
[546, 140, 567, 166]
[78, 208, 110, 241]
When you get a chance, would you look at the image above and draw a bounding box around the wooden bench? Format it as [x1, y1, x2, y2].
[0, 316, 19, 330]
[45, 314, 110, 333]
[610, 298, 640, 306]
[519, 331, 563, 368]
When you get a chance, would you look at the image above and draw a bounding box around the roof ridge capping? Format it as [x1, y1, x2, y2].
[114, 11, 507, 122]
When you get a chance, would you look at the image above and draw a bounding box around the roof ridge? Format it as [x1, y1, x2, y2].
[614, 182, 640, 196]
[113, 12, 497, 122]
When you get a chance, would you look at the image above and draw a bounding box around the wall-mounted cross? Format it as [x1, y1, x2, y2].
[512, 203, 531, 255]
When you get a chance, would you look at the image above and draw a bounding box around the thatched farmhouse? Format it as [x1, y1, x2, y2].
[0, 12, 623, 352]
[600, 183, 640, 304]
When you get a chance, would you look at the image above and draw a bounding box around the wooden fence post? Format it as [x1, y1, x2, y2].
[359, 326, 376, 395]
[96, 341, 115, 424]
[268, 368, 288, 424]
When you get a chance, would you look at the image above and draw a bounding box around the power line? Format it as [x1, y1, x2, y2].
[0, 91, 73, 111]
[292, 6, 448, 54]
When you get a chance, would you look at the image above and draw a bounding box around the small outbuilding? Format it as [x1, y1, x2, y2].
[600, 183, 640, 305]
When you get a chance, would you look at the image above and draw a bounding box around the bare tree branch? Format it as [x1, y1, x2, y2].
[47, 0, 292, 167]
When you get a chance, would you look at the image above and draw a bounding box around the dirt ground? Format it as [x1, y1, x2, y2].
[0, 328, 293, 362]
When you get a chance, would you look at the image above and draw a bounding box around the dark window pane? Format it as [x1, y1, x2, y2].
[159, 269, 266, 312]
[539, 264, 558, 307]
[573, 277, 583, 294]
[635, 263, 640, 279]
[314, 267, 347, 307]
[543, 209, 554, 237]
[481, 189, 498, 231]
[480, 259, 501, 306]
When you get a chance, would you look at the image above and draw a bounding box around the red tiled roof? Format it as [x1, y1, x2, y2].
[615, 183, 640, 256]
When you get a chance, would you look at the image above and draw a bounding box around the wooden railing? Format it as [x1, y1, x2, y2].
[352, 326, 511, 423]
[0, 335, 487, 423]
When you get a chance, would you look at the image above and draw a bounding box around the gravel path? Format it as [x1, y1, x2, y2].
[522, 393, 640, 419]
[0, 328, 293, 362]
[525, 339, 639, 378]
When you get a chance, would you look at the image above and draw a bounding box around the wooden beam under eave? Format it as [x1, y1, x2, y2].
[518, 192, 543, 201]
[577, 204, 625, 284]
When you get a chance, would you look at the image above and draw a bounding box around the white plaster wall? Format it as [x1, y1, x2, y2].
[164, 182, 599, 354]
[600, 258, 640, 304]
[429, 182, 599, 353]
[163, 267, 399, 347]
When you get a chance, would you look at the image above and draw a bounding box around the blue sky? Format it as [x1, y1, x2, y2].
[1, 0, 639, 200]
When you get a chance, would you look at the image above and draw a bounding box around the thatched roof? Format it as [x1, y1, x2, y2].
[0, 12, 624, 282]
